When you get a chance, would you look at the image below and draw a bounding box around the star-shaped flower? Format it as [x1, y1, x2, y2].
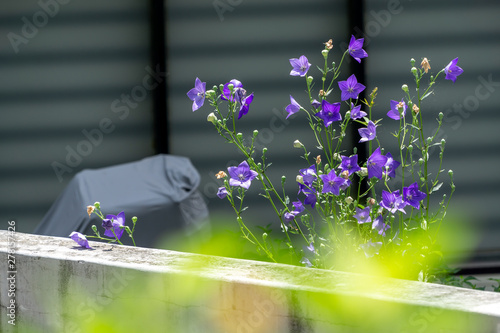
[289, 55, 311, 77]
[358, 120, 377, 143]
[347, 35, 368, 63]
[315, 100, 342, 127]
[403, 182, 427, 209]
[319, 169, 346, 195]
[186, 77, 206, 111]
[228, 161, 258, 189]
[353, 207, 371, 224]
[338, 155, 361, 176]
[338, 74, 366, 101]
[387, 99, 407, 120]
[103, 211, 126, 239]
[349, 103, 367, 120]
[383, 152, 400, 178]
[380, 190, 406, 214]
[372, 215, 391, 236]
[367, 147, 388, 179]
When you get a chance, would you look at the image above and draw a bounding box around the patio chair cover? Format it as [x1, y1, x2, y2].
[34, 154, 209, 248]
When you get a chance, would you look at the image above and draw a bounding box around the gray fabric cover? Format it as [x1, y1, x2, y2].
[34, 154, 209, 248]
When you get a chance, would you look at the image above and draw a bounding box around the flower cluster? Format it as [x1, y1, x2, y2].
[69, 202, 138, 248]
[188, 35, 462, 279]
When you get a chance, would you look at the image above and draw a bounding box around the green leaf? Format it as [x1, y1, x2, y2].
[421, 90, 434, 101]
[430, 182, 443, 193]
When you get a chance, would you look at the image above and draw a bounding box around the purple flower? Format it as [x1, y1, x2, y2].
[380, 190, 406, 214]
[311, 99, 321, 109]
[221, 79, 243, 102]
[315, 100, 342, 127]
[349, 103, 367, 120]
[104, 211, 126, 239]
[444, 58, 463, 83]
[372, 215, 391, 236]
[358, 120, 377, 143]
[228, 161, 258, 190]
[353, 207, 371, 224]
[217, 187, 228, 199]
[338, 74, 366, 101]
[319, 169, 346, 195]
[186, 77, 206, 112]
[299, 164, 317, 188]
[289, 55, 311, 77]
[360, 240, 382, 258]
[403, 182, 427, 209]
[303, 188, 317, 208]
[300, 257, 313, 267]
[284, 200, 305, 222]
[387, 99, 407, 120]
[383, 152, 400, 178]
[347, 35, 368, 63]
[238, 93, 254, 119]
[285, 95, 301, 119]
[367, 147, 388, 179]
[339, 155, 361, 176]
[70, 231, 92, 249]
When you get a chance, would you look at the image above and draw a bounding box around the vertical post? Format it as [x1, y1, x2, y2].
[347, 0, 368, 196]
[149, 0, 169, 153]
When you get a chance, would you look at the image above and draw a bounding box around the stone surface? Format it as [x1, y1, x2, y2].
[1, 230, 500, 332]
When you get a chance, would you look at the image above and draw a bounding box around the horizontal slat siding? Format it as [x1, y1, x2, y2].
[0, 1, 154, 232]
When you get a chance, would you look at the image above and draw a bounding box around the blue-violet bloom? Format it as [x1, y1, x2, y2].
[186, 77, 206, 112]
[353, 207, 372, 224]
[315, 100, 342, 127]
[238, 93, 254, 119]
[319, 169, 346, 195]
[289, 55, 311, 77]
[70, 231, 92, 249]
[387, 99, 407, 120]
[444, 58, 463, 83]
[383, 152, 400, 178]
[221, 79, 243, 102]
[348, 35, 368, 63]
[104, 211, 126, 239]
[358, 120, 377, 143]
[285, 95, 301, 119]
[403, 182, 427, 209]
[349, 103, 367, 120]
[338, 74, 366, 101]
[228, 161, 258, 189]
[284, 200, 305, 222]
[367, 147, 388, 179]
[380, 190, 406, 214]
[339, 155, 361, 176]
[372, 215, 391, 236]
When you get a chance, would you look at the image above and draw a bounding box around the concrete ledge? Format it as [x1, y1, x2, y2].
[1, 230, 500, 332]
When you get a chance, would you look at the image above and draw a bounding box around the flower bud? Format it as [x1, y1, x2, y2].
[321, 49, 329, 59]
[205, 89, 215, 99]
[345, 110, 351, 119]
[91, 225, 97, 233]
[439, 112, 444, 120]
[296, 175, 304, 184]
[411, 67, 418, 75]
[207, 112, 217, 124]
[333, 153, 342, 162]
[307, 76, 314, 85]
[345, 196, 353, 205]
[253, 129, 259, 137]
[448, 169, 453, 177]
[418, 158, 424, 166]
[228, 83, 234, 91]
[236, 132, 243, 140]
[293, 140, 303, 148]
[262, 147, 268, 154]
[94, 201, 101, 209]
[408, 144, 413, 153]
[357, 167, 368, 177]
[219, 83, 225, 91]
[441, 139, 446, 146]
[410, 58, 416, 66]
[262, 232, 268, 240]
[132, 216, 138, 223]
[401, 84, 409, 92]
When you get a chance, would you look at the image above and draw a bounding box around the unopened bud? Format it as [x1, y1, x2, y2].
[207, 112, 217, 124]
[410, 58, 416, 66]
[426, 137, 432, 145]
[448, 169, 454, 177]
[357, 167, 368, 177]
[321, 49, 329, 59]
[296, 175, 304, 184]
[253, 129, 259, 137]
[263, 232, 268, 240]
[93, 201, 100, 209]
[307, 76, 314, 85]
[439, 112, 444, 120]
[293, 140, 303, 148]
[236, 132, 243, 140]
[228, 83, 234, 91]
[441, 139, 446, 146]
[418, 158, 424, 166]
[401, 84, 409, 92]
[262, 147, 268, 154]
[345, 196, 353, 205]
[411, 67, 418, 75]
[91, 225, 97, 233]
[205, 89, 215, 99]
[132, 216, 137, 223]
[408, 145, 413, 152]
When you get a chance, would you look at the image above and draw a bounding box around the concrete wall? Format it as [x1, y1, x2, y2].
[1, 230, 500, 333]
